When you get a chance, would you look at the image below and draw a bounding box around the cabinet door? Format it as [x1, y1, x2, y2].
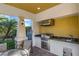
[49, 40, 63, 56]
[35, 37, 41, 48]
[54, 40, 63, 56]
[49, 40, 55, 53]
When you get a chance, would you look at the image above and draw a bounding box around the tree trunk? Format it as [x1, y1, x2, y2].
[3, 26, 11, 41]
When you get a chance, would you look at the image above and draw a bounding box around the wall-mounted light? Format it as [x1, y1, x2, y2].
[21, 22, 24, 25]
[21, 20, 24, 25]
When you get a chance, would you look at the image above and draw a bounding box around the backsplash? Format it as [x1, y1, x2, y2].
[39, 15, 79, 38]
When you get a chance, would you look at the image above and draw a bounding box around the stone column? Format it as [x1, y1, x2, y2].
[15, 16, 27, 49]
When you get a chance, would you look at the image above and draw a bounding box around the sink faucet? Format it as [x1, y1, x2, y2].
[69, 35, 73, 38]
[68, 35, 74, 41]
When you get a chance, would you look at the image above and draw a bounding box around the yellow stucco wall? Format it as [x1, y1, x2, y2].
[39, 15, 79, 38]
[78, 14, 79, 35]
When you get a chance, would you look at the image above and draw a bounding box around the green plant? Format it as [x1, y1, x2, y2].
[4, 40, 15, 50]
[0, 17, 17, 41]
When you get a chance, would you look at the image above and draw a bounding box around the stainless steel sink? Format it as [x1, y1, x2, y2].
[65, 39, 73, 42]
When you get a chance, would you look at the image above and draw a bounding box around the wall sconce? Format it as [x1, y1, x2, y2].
[21, 22, 24, 25]
[21, 20, 24, 25]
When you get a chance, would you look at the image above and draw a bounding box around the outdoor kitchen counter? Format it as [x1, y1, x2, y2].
[35, 34, 79, 44]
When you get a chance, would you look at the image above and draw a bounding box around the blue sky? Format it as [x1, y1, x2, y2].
[0, 14, 32, 27]
[24, 19, 32, 27]
[0, 14, 19, 20]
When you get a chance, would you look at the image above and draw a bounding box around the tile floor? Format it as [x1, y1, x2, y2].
[30, 46, 57, 56]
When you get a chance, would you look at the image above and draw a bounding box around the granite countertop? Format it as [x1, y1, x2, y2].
[35, 34, 41, 37]
[35, 34, 79, 44]
[50, 36, 79, 44]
